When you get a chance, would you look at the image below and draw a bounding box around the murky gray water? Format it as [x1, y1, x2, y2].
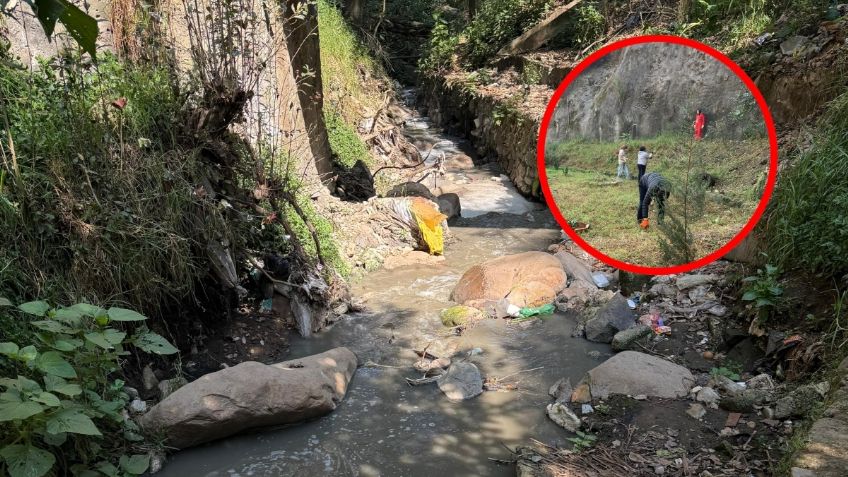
[157, 91, 610, 477]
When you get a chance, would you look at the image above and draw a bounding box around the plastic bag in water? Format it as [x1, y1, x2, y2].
[518, 303, 555, 318]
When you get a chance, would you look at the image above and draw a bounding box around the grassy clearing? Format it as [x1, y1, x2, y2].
[545, 136, 769, 266]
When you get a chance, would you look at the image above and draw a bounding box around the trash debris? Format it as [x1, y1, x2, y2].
[592, 272, 610, 288]
[516, 303, 556, 319]
[581, 403, 594, 414]
[753, 32, 773, 46]
[410, 197, 447, 255]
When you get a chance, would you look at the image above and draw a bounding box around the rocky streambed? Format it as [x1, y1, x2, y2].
[139, 92, 830, 477]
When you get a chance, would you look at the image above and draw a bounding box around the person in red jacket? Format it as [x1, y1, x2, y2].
[693, 109, 706, 140]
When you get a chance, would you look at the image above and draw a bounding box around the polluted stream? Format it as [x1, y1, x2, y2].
[158, 94, 611, 476]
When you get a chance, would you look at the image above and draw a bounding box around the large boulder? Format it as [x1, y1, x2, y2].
[451, 252, 567, 308]
[140, 347, 357, 449]
[554, 251, 596, 287]
[584, 351, 694, 399]
[584, 293, 635, 343]
[437, 193, 461, 220]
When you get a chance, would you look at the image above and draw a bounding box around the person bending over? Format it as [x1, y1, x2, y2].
[637, 172, 671, 229]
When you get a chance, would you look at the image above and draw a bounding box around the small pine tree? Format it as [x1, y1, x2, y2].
[656, 147, 708, 265]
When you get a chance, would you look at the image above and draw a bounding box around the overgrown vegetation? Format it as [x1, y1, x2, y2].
[324, 108, 371, 168]
[0, 52, 207, 312]
[766, 91, 848, 276]
[420, 0, 553, 70]
[0, 301, 177, 477]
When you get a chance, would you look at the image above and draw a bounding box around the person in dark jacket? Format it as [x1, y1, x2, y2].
[637, 172, 671, 228]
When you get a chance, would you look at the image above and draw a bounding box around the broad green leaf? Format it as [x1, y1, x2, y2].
[756, 298, 774, 307]
[0, 342, 19, 356]
[45, 409, 101, 436]
[30, 320, 69, 333]
[107, 307, 147, 322]
[119, 454, 150, 475]
[51, 383, 82, 397]
[0, 400, 45, 421]
[52, 308, 82, 324]
[741, 291, 758, 301]
[36, 351, 76, 378]
[769, 286, 783, 296]
[44, 376, 82, 397]
[32, 392, 60, 407]
[0, 297, 12, 307]
[0, 444, 55, 477]
[104, 329, 126, 345]
[96, 462, 119, 477]
[68, 303, 105, 317]
[17, 301, 50, 317]
[85, 328, 126, 349]
[15, 376, 42, 393]
[18, 346, 38, 362]
[134, 331, 178, 355]
[0, 390, 22, 402]
[41, 431, 66, 446]
[51, 339, 82, 352]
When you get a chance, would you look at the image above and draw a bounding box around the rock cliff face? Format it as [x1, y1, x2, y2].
[548, 43, 765, 142]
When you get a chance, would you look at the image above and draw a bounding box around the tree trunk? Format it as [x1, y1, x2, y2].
[283, 0, 335, 188]
[468, 0, 479, 19]
[346, 0, 365, 24]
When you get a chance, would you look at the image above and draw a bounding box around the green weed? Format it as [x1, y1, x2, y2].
[741, 263, 785, 323]
[0, 300, 177, 477]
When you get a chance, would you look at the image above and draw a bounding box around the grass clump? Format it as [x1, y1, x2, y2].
[319, 0, 385, 120]
[324, 107, 371, 168]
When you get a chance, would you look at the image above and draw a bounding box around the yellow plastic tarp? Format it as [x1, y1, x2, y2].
[410, 197, 447, 255]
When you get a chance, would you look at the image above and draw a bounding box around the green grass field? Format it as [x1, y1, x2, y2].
[545, 136, 769, 267]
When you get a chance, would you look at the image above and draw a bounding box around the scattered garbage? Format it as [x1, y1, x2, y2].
[495, 298, 522, 318]
[592, 272, 609, 288]
[516, 303, 556, 319]
[753, 32, 773, 46]
[581, 403, 594, 414]
[638, 308, 671, 335]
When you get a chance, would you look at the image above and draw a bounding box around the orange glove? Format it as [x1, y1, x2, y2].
[640, 218, 650, 229]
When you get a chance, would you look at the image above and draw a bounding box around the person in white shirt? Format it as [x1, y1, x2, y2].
[616, 145, 630, 179]
[636, 145, 652, 180]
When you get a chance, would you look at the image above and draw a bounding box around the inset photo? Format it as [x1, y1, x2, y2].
[541, 38, 775, 270]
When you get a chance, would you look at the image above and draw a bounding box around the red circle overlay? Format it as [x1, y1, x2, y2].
[537, 35, 778, 275]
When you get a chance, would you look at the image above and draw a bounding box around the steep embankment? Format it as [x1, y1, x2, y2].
[548, 42, 763, 142]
